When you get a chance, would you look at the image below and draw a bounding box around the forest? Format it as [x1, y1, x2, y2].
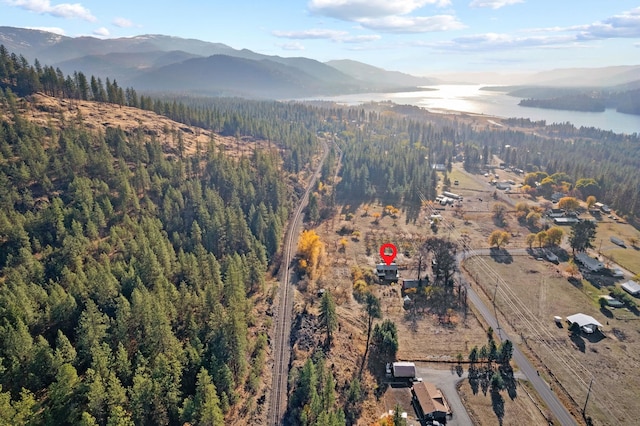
[498, 85, 640, 115]
[1, 45, 640, 425]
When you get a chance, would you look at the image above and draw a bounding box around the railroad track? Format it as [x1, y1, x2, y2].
[267, 140, 329, 425]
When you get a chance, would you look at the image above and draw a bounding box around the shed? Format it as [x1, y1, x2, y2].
[610, 236, 626, 248]
[412, 381, 450, 424]
[553, 217, 580, 225]
[392, 362, 416, 378]
[621, 280, 640, 297]
[600, 295, 624, 308]
[566, 313, 603, 334]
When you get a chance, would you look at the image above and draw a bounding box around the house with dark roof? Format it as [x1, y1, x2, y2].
[376, 263, 399, 282]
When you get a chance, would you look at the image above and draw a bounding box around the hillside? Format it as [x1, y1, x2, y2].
[23, 93, 251, 156]
[0, 88, 304, 425]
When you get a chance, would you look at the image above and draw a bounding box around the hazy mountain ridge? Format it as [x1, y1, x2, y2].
[129, 54, 348, 98]
[0, 26, 434, 98]
[2, 26, 639, 100]
[326, 59, 439, 89]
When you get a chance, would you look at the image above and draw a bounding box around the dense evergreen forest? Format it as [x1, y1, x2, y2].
[504, 85, 640, 115]
[2, 44, 640, 425]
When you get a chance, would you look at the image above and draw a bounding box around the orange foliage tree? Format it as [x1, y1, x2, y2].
[297, 230, 325, 279]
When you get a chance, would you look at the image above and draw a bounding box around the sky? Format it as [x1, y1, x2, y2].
[1, 0, 640, 76]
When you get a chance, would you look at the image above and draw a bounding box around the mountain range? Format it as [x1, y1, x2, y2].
[1, 26, 639, 100]
[0, 26, 437, 98]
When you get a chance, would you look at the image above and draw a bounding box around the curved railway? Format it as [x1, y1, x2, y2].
[267, 140, 329, 425]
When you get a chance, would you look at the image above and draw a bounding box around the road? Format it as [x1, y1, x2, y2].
[267, 140, 330, 425]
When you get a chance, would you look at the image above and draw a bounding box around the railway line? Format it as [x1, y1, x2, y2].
[267, 139, 330, 425]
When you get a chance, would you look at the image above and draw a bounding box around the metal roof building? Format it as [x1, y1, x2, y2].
[621, 280, 640, 296]
[566, 313, 603, 334]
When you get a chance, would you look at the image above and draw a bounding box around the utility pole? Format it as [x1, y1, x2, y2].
[583, 378, 594, 419]
[493, 279, 502, 339]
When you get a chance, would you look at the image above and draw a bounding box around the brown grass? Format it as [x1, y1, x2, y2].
[22, 93, 271, 157]
[458, 380, 551, 426]
[463, 254, 640, 425]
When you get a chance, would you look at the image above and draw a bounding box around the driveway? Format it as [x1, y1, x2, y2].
[413, 365, 474, 426]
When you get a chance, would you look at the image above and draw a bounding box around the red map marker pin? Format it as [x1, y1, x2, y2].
[379, 243, 397, 266]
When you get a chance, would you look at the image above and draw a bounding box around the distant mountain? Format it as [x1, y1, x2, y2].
[326, 59, 439, 89]
[54, 50, 202, 83]
[129, 54, 354, 98]
[522, 65, 640, 87]
[0, 26, 434, 98]
[0, 26, 235, 64]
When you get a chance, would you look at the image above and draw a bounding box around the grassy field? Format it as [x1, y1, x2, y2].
[463, 254, 640, 425]
[459, 379, 551, 426]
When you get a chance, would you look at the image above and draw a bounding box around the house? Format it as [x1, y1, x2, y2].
[566, 313, 603, 334]
[621, 280, 640, 297]
[553, 217, 580, 225]
[376, 263, 399, 282]
[412, 381, 450, 425]
[574, 253, 604, 272]
[432, 164, 447, 172]
[551, 192, 566, 203]
[496, 182, 511, 191]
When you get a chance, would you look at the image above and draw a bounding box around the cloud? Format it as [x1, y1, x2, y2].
[112, 17, 133, 28]
[6, 0, 96, 21]
[308, 0, 451, 21]
[26, 25, 65, 35]
[576, 7, 640, 40]
[426, 32, 576, 52]
[427, 7, 640, 53]
[272, 28, 381, 43]
[278, 42, 306, 51]
[469, 0, 523, 9]
[359, 14, 465, 33]
[307, 0, 463, 34]
[93, 27, 109, 37]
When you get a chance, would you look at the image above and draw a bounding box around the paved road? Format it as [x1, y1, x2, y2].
[465, 279, 577, 426]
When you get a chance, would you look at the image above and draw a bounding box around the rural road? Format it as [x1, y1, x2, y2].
[267, 140, 330, 425]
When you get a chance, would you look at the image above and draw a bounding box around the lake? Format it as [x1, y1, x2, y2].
[313, 84, 640, 135]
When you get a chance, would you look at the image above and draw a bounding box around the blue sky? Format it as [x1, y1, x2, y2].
[1, 0, 639, 75]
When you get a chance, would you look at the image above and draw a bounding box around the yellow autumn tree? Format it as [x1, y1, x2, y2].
[297, 230, 325, 279]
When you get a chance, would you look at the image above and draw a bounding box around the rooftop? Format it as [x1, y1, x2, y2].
[412, 381, 449, 416]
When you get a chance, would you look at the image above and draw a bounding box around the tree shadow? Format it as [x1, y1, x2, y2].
[583, 331, 606, 344]
[499, 366, 517, 400]
[489, 247, 513, 264]
[555, 247, 570, 262]
[468, 365, 480, 395]
[570, 334, 586, 352]
[600, 306, 613, 318]
[491, 388, 505, 425]
[568, 277, 583, 289]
